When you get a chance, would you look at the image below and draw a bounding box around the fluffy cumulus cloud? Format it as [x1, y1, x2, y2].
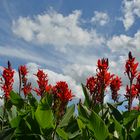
[91, 11, 109, 26]
[63, 64, 97, 83]
[107, 30, 140, 53]
[12, 10, 105, 51]
[122, 0, 140, 30]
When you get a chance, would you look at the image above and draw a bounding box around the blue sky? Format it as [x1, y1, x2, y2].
[0, 0, 140, 103]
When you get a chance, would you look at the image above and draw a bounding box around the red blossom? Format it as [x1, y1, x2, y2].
[86, 76, 96, 94]
[22, 83, 32, 96]
[1, 61, 14, 99]
[53, 81, 73, 103]
[126, 84, 138, 99]
[110, 76, 122, 102]
[18, 65, 31, 96]
[97, 58, 114, 89]
[125, 52, 138, 81]
[97, 58, 109, 72]
[45, 84, 52, 93]
[34, 69, 49, 96]
[19, 65, 28, 76]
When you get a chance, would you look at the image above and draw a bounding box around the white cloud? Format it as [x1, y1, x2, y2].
[12, 10, 105, 51]
[91, 11, 109, 26]
[122, 0, 140, 30]
[107, 30, 140, 52]
[63, 64, 97, 83]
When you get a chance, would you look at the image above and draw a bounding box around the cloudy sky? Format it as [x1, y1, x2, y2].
[0, 0, 140, 103]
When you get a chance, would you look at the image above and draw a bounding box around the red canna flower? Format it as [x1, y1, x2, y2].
[34, 69, 50, 96]
[110, 76, 122, 102]
[45, 84, 52, 93]
[18, 65, 31, 96]
[1, 61, 14, 99]
[125, 52, 138, 81]
[97, 58, 109, 72]
[19, 65, 28, 77]
[53, 81, 73, 103]
[125, 52, 139, 111]
[96, 58, 114, 104]
[86, 76, 97, 94]
[22, 83, 32, 96]
[126, 84, 138, 99]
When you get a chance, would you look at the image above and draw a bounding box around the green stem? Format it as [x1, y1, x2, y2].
[2, 99, 6, 130]
[52, 122, 59, 140]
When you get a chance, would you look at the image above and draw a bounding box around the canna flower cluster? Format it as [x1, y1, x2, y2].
[53, 81, 73, 103]
[19, 65, 32, 96]
[86, 58, 115, 105]
[52, 81, 73, 118]
[1, 61, 14, 99]
[125, 52, 138, 81]
[86, 76, 96, 95]
[110, 76, 122, 102]
[125, 52, 140, 110]
[34, 69, 52, 97]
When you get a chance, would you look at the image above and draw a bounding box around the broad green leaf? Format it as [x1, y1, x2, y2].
[7, 106, 17, 122]
[123, 110, 140, 126]
[78, 103, 90, 123]
[78, 104, 109, 140]
[137, 115, 140, 128]
[131, 127, 140, 140]
[58, 105, 75, 127]
[81, 83, 91, 108]
[56, 128, 68, 140]
[10, 91, 24, 109]
[88, 110, 109, 140]
[77, 118, 85, 131]
[10, 116, 21, 128]
[107, 103, 123, 122]
[27, 94, 38, 109]
[113, 117, 126, 140]
[35, 103, 54, 129]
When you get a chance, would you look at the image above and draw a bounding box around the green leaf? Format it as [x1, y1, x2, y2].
[81, 84, 91, 108]
[78, 104, 109, 140]
[77, 118, 85, 131]
[10, 91, 24, 109]
[7, 106, 17, 122]
[27, 94, 38, 109]
[131, 127, 140, 140]
[78, 103, 90, 123]
[10, 116, 21, 128]
[58, 105, 75, 127]
[88, 110, 109, 140]
[107, 103, 123, 122]
[35, 103, 54, 129]
[56, 128, 68, 140]
[113, 117, 126, 140]
[123, 110, 140, 126]
[137, 115, 140, 128]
